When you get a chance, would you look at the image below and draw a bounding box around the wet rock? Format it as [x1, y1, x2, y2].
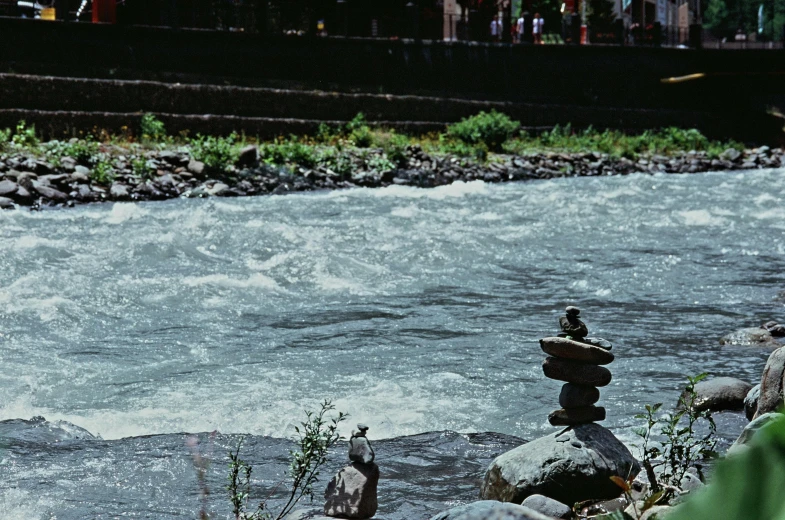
[540, 337, 615, 365]
[323, 462, 379, 519]
[481, 423, 640, 505]
[207, 182, 230, 196]
[428, 501, 554, 520]
[763, 321, 785, 337]
[74, 165, 91, 177]
[16, 171, 37, 190]
[158, 150, 181, 165]
[282, 510, 333, 520]
[548, 406, 606, 426]
[542, 356, 612, 387]
[721, 148, 742, 162]
[70, 171, 90, 183]
[32, 182, 68, 202]
[110, 183, 130, 199]
[0, 179, 18, 196]
[719, 327, 779, 346]
[187, 160, 206, 176]
[583, 337, 613, 350]
[521, 495, 571, 519]
[684, 377, 753, 412]
[12, 185, 33, 203]
[237, 145, 259, 168]
[755, 347, 785, 418]
[0, 196, 15, 209]
[745, 384, 761, 421]
[559, 384, 601, 408]
[728, 413, 783, 456]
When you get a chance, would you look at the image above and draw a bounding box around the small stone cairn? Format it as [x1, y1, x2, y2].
[540, 306, 615, 426]
[324, 424, 379, 519]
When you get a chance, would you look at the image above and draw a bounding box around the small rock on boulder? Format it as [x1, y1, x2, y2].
[481, 423, 640, 506]
[744, 384, 760, 421]
[521, 494, 572, 519]
[683, 377, 753, 412]
[548, 406, 606, 426]
[428, 501, 554, 520]
[324, 462, 379, 519]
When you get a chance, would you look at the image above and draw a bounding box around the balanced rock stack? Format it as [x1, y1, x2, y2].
[541, 306, 614, 426]
[323, 424, 379, 519]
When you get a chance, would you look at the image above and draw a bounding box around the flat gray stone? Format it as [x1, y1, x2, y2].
[429, 501, 554, 520]
[32, 182, 68, 202]
[481, 423, 640, 506]
[0, 196, 15, 209]
[559, 384, 601, 408]
[521, 494, 572, 519]
[0, 179, 18, 196]
[542, 357, 612, 387]
[548, 406, 606, 426]
[110, 183, 130, 199]
[540, 337, 614, 365]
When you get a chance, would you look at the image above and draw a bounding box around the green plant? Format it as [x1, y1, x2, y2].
[140, 113, 167, 142]
[378, 132, 409, 167]
[11, 120, 40, 150]
[227, 400, 348, 520]
[346, 113, 374, 148]
[0, 127, 10, 152]
[131, 157, 154, 180]
[90, 158, 115, 184]
[366, 154, 395, 173]
[261, 137, 317, 168]
[44, 137, 100, 165]
[630, 374, 718, 502]
[318, 148, 355, 178]
[446, 110, 520, 152]
[667, 414, 785, 520]
[190, 132, 239, 169]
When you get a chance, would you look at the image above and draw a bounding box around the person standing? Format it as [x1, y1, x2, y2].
[490, 14, 502, 42]
[516, 12, 525, 43]
[533, 12, 544, 44]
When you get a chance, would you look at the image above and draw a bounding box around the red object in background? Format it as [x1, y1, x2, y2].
[92, 0, 116, 23]
[563, 0, 576, 12]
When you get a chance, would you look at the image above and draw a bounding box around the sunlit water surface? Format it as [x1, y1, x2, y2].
[1, 170, 784, 519]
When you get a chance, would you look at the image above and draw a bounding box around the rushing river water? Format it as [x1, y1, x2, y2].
[1, 169, 784, 519]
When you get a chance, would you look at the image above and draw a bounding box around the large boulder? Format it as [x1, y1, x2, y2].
[481, 423, 640, 506]
[755, 347, 785, 418]
[727, 412, 783, 456]
[428, 501, 554, 520]
[744, 384, 761, 421]
[324, 462, 379, 519]
[719, 327, 779, 347]
[521, 494, 572, 519]
[684, 377, 753, 412]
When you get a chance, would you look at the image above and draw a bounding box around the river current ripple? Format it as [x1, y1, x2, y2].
[1, 170, 784, 519]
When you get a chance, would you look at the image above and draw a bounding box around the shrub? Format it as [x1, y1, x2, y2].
[131, 157, 154, 180]
[346, 113, 375, 148]
[446, 110, 520, 152]
[260, 137, 317, 168]
[227, 400, 348, 520]
[90, 158, 116, 185]
[190, 133, 239, 169]
[44, 137, 100, 165]
[140, 113, 167, 142]
[317, 148, 354, 178]
[377, 132, 409, 167]
[630, 374, 718, 501]
[11, 120, 40, 150]
[0, 127, 10, 152]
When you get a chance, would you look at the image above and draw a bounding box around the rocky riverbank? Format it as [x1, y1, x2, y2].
[0, 143, 781, 210]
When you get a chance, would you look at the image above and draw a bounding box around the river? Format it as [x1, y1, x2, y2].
[1, 169, 784, 519]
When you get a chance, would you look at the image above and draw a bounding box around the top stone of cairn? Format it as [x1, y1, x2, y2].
[558, 306, 589, 340]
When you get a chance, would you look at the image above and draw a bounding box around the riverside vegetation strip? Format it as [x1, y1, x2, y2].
[0, 112, 773, 210]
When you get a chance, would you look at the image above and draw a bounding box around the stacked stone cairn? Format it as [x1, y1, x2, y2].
[541, 306, 614, 426]
[323, 424, 379, 519]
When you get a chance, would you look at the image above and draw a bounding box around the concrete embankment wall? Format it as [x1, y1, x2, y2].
[0, 74, 762, 140]
[1, 17, 784, 142]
